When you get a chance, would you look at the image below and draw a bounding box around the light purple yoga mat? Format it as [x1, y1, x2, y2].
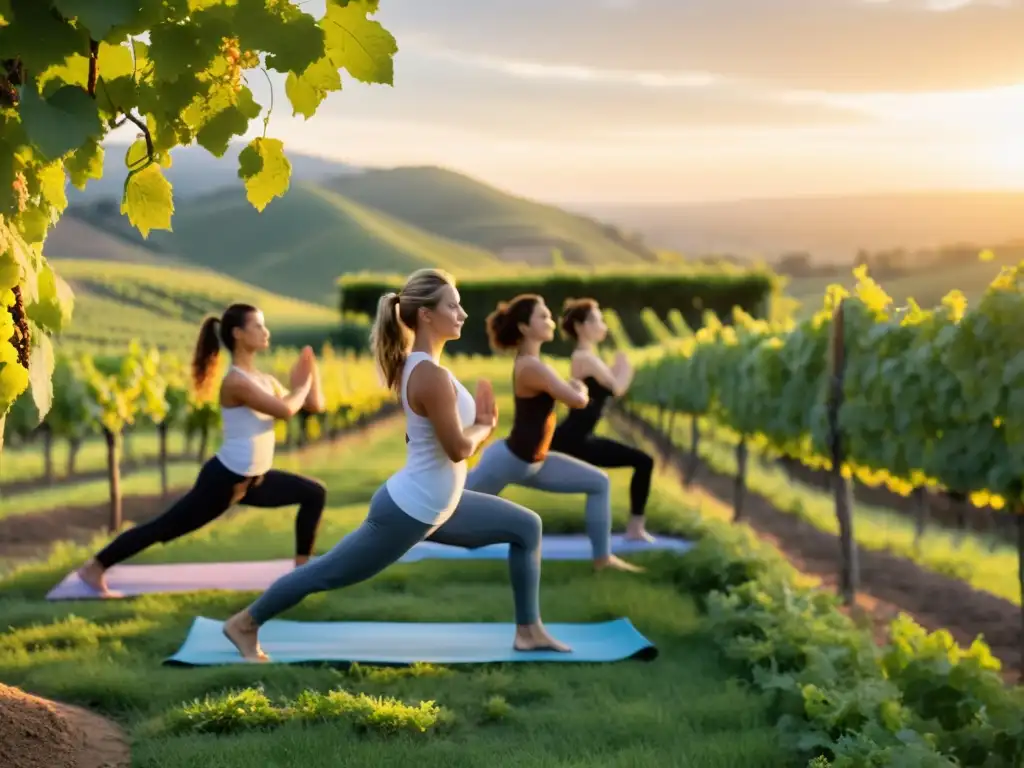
[45, 534, 694, 600]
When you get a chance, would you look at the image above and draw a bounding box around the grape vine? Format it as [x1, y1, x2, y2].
[0, 0, 399, 446]
[627, 264, 1024, 510]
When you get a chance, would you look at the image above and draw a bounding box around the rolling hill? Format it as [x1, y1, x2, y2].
[324, 166, 657, 267]
[583, 191, 1024, 265]
[49, 260, 341, 352]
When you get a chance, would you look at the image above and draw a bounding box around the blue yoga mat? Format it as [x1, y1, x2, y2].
[47, 534, 693, 600]
[165, 616, 658, 666]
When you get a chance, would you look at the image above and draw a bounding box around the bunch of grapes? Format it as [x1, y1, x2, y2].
[7, 286, 29, 369]
[219, 37, 260, 94]
[11, 173, 28, 214]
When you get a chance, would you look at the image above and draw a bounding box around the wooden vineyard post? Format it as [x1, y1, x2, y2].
[827, 299, 859, 605]
[103, 427, 123, 533]
[734, 437, 748, 521]
[685, 415, 701, 485]
[1017, 501, 1024, 682]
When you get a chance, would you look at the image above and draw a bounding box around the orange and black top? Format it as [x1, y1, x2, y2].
[505, 360, 557, 463]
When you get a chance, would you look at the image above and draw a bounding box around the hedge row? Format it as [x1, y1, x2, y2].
[338, 269, 777, 355]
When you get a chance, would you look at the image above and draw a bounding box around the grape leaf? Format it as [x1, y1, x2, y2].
[238, 137, 291, 211]
[0, 0, 88, 71]
[149, 15, 229, 82]
[15, 207, 49, 245]
[51, 0, 138, 42]
[235, 0, 324, 74]
[36, 161, 68, 214]
[18, 81, 103, 162]
[0, 241, 20, 292]
[195, 87, 261, 157]
[27, 261, 75, 334]
[0, 338, 28, 414]
[322, 0, 397, 86]
[285, 56, 342, 119]
[0, 0, 9, 26]
[65, 138, 105, 190]
[28, 330, 54, 421]
[121, 163, 174, 238]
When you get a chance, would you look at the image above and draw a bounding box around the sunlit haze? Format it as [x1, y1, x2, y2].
[110, 0, 1024, 204]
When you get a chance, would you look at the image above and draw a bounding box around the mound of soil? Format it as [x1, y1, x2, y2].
[0, 683, 129, 768]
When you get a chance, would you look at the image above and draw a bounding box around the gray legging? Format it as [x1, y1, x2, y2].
[247, 483, 543, 625]
[466, 439, 612, 560]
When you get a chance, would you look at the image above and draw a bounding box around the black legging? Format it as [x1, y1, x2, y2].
[549, 435, 653, 518]
[94, 456, 327, 568]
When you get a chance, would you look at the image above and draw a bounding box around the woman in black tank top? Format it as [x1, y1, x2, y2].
[550, 298, 655, 542]
[465, 294, 642, 573]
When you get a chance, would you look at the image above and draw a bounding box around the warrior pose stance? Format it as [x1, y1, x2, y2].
[550, 298, 654, 542]
[77, 304, 328, 597]
[465, 294, 641, 573]
[222, 269, 570, 662]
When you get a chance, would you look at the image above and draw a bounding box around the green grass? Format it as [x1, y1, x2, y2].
[49, 259, 341, 352]
[324, 166, 656, 267]
[0, 409, 788, 767]
[646, 407, 1023, 607]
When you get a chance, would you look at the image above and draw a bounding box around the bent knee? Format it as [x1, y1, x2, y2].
[637, 452, 654, 473]
[516, 509, 543, 548]
[305, 479, 328, 508]
[586, 469, 611, 495]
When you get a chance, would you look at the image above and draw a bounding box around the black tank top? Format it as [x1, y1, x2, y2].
[505, 361, 557, 463]
[553, 376, 612, 444]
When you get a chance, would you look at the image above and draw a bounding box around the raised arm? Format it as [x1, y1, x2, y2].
[410, 364, 495, 462]
[517, 357, 589, 409]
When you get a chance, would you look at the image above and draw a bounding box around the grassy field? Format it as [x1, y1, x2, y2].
[0, 395, 787, 767]
[49, 260, 342, 352]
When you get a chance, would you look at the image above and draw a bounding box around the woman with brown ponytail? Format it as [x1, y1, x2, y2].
[222, 269, 568, 662]
[552, 298, 655, 542]
[464, 294, 642, 573]
[76, 304, 328, 598]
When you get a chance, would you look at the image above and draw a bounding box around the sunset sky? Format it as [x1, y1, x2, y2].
[122, 0, 1024, 204]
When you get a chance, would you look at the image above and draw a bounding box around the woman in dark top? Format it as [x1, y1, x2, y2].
[551, 298, 655, 542]
[465, 294, 641, 573]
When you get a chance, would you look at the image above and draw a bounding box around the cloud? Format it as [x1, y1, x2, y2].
[307, 48, 868, 138]
[374, 0, 1024, 93]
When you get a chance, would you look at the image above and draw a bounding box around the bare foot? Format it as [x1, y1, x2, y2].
[222, 611, 269, 663]
[624, 518, 656, 543]
[594, 554, 645, 573]
[294, 555, 310, 567]
[514, 623, 572, 653]
[77, 560, 123, 598]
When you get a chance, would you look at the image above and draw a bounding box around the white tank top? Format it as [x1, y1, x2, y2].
[386, 351, 477, 525]
[216, 366, 277, 477]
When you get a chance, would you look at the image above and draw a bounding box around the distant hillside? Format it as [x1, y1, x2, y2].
[44, 215, 185, 267]
[324, 166, 658, 267]
[67, 141, 362, 203]
[583, 191, 1024, 265]
[51, 260, 340, 352]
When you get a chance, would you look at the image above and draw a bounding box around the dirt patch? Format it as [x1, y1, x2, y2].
[0, 408, 401, 565]
[612, 408, 1024, 680]
[0, 683, 129, 768]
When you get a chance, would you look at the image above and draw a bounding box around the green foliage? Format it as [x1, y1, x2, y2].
[660, 481, 1024, 767]
[0, 0, 399, 431]
[340, 268, 776, 355]
[162, 684, 447, 738]
[628, 263, 1024, 508]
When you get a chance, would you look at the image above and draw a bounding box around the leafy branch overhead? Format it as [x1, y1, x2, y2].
[0, 0, 398, 428]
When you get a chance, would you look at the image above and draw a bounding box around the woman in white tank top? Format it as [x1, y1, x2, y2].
[76, 303, 330, 598]
[224, 269, 570, 662]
